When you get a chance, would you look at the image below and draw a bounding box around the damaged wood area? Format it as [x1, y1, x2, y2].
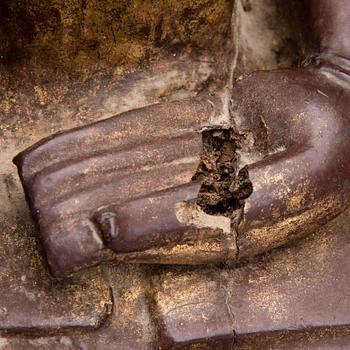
[12, 95, 256, 276]
[193, 127, 252, 220]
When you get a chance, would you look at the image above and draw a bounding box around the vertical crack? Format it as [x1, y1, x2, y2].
[228, 0, 242, 88]
[193, 127, 252, 261]
[220, 283, 237, 349]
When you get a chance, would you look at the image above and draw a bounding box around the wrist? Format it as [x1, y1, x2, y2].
[314, 52, 350, 86]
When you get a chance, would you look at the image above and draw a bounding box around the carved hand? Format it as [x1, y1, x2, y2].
[14, 0, 350, 276]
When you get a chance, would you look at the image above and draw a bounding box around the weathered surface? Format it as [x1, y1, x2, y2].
[0, 222, 112, 334]
[2, 0, 349, 348]
[0, 264, 156, 350]
[13, 96, 243, 276]
[151, 270, 235, 349]
[194, 128, 252, 217]
[0, 0, 238, 342]
[0, 0, 234, 76]
[232, 0, 350, 259]
[151, 208, 350, 349]
[2, 208, 350, 348]
[232, 66, 350, 259]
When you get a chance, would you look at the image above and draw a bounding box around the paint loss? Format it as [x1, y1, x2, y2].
[193, 128, 253, 221]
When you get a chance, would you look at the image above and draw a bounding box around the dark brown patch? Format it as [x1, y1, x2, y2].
[193, 128, 252, 217]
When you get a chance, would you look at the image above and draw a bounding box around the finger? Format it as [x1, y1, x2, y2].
[14, 97, 225, 276]
[14, 97, 221, 183]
